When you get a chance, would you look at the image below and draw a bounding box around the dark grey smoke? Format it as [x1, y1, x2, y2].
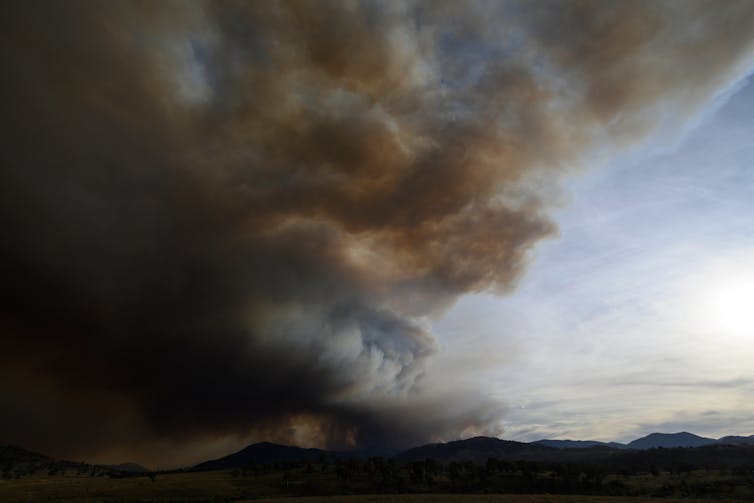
[1, 0, 753, 466]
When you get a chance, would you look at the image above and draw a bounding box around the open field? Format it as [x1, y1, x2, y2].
[0, 478, 742, 503]
[250, 496, 745, 503]
[0, 470, 280, 503]
[1, 470, 751, 503]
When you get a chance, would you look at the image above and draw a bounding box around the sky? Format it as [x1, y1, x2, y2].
[435, 76, 754, 444]
[2, 1, 754, 469]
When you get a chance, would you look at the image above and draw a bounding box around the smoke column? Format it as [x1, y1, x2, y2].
[2, 0, 754, 466]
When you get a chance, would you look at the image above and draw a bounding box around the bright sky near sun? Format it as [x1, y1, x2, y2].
[435, 75, 754, 443]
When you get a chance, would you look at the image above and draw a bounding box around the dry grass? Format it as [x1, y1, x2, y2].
[0, 472, 745, 503]
[249, 496, 734, 503]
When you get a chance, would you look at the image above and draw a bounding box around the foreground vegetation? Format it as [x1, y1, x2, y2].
[250, 497, 743, 503]
[3, 456, 754, 502]
[0, 473, 747, 503]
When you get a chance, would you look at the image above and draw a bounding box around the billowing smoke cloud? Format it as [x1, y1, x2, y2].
[2, 0, 753, 467]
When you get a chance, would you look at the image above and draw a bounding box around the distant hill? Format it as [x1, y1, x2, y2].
[535, 439, 628, 449]
[391, 435, 754, 467]
[0, 444, 153, 478]
[193, 433, 754, 470]
[627, 432, 717, 449]
[101, 462, 150, 473]
[193, 441, 405, 470]
[717, 435, 754, 445]
[0, 444, 52, 474]
[395, 436, 549, 464]
[391, 436, 620, 464]
[0, 444, 95, 477]
[193, 442, 338, 470]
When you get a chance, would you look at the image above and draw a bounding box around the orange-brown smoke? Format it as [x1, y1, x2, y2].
[1, 0, 753, 467]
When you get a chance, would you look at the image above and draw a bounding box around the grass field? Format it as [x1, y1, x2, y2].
[0, 470, 281, 502]
[249, 496, 743, 503]
[0, 471, 748, 503]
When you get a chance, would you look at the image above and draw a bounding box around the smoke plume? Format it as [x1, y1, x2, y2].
[2, 0, 753, 466]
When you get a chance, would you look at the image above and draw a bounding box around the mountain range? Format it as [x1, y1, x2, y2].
[5, 431, 754, 473]
[194, 442, 339, 470]
[193, 431, 754, 469]
[534, 439, 629, 449]
[537, 431, 754, 450]
[0, 444, 149, 477]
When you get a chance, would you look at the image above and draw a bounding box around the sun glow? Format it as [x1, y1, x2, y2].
[685, 257, 754, 339]
[706, 277, 754, 336]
